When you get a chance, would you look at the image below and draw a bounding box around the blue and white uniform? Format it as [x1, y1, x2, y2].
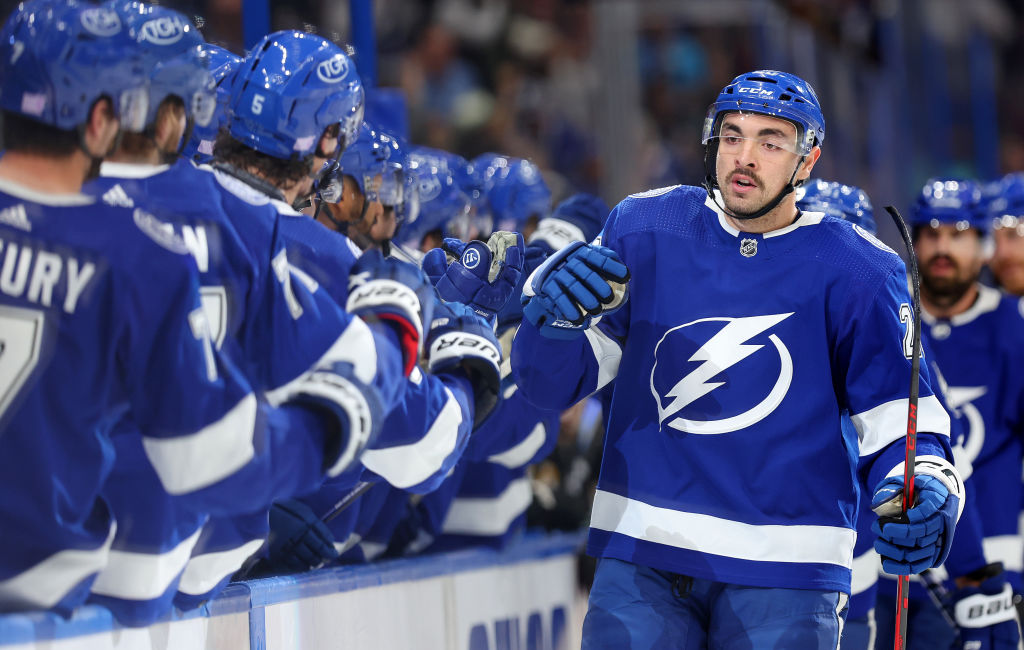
[82, 159, 406, 624]
[917, 285, 1024, 588]
[0, 180, 269, 615]
[512, 185, 953, 593]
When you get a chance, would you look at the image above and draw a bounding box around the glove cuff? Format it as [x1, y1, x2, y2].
[883, 454, 966, 523]
[954, 581, 1017, 628]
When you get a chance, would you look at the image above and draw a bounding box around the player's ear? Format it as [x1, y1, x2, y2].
[83, 97, 119, 157]
[796, 146, 821, 184]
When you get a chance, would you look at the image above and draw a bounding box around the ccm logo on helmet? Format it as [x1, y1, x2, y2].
[139, 16, 187, 45]
[80, 8, 122, 37]
[738, 87, 774, 97]
[316, 55, 349, 83]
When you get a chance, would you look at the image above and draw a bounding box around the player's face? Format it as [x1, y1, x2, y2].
[370, 205, 397, 242]
[715, 113, 805, 216]
[990, 223, 1024, 295]
[915, 224, 985, 299]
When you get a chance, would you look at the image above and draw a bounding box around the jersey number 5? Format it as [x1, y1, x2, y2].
[899, 302, 914, 360]
[0, 305, 45, 421]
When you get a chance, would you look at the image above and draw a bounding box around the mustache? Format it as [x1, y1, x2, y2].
[926, 254, 958, 270]
[727, 169, 763, 188]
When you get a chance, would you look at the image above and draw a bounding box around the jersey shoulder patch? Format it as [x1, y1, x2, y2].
[851, 223, 897, 256]
[132, 208, 190, 255]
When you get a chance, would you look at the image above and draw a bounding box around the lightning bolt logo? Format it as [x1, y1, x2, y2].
[651, 312, 795, 434]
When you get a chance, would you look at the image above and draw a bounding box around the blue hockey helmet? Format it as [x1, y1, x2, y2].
[320, 122, 402, 209]
[111, 1, 215, 136]
[796, 179, 876, 234]
[911, 178, 987, 234]
[474, 153, 551, 233]
[182, 43, 242, 163]
[0, 1, 150, 132]
[702, 70, 825, 155]
[398, 146, 471, 248]
[225, 30, 364, 160]
[984, 172, 1024, 231]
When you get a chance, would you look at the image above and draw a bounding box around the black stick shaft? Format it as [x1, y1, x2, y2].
[885, 205, 923, 650]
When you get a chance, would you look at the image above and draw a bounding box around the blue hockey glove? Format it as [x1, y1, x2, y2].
[426, 300, 502, 427]
[521, 241, 629, 340]
[871, 458, 964, 575]
[422, 232, 526, 325]
[950, 564, 1021, 650]
[266, 499, 339, 573]
[347, 250, 436, 376]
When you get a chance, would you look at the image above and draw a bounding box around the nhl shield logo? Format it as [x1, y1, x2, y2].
[740, 238, 758, 257]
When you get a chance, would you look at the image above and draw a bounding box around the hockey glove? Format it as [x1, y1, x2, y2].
[347, 250, 436, 376]
[950, 564, 1021, 650]
[271, 360, 383, 479]
[266, 498, 339, 573]
[871, 458, 964, 575]
[426, 300, 502, 427]
[521, 241, 630, 340]
[422, 232, 526, 325]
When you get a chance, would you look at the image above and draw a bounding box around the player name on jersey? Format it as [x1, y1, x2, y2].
[0, 233, 96, 313]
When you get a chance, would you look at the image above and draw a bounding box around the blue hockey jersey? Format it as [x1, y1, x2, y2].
[82, 161, 407, 624]
[918, 283, 1024, 589]
[0, 177, 265, 615]
[512, 186, 954, 593]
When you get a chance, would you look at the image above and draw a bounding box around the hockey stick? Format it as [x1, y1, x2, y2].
[885, 205, 923, 650]
[322, 479, 375, 523]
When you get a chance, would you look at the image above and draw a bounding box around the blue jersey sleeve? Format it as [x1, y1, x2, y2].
[360, 368, 474, 493]
[833, 266, 952, 489]
[512, 204, 631, 411]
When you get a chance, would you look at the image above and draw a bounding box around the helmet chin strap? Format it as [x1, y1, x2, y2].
[702, 142, 804, 221]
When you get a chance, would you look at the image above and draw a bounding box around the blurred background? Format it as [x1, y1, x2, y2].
[8, 0, 1023, 245]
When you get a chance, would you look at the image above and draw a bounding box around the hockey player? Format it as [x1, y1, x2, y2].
[512, 70, 961, 648]
[80, 6, 417, 625]
[868, 178, 1024, 650]
[796, 181, 1019, 650]
[0, 2, 367, 616]
[988, 173, 1024, 296]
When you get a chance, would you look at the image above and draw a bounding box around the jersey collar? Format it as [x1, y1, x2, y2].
[922, 283, 1002, 327]
[0, 176, 94, 206]
[705, 191, 824, 239]
[99, 162, 171, 179]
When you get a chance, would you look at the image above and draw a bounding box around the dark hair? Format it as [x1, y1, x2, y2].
[118, 97, 186, 158]
[2, 110, 79, 156]
[213, 130, 312, 189]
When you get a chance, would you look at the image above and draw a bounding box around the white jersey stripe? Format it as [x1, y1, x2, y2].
[442, 477, 533, 536]
[143, 394, 258, 495]
[0, 523, 115, 610]
[853, 394, 950, 457]
[589, 489, 856, 568]
[176, 538, 264, 596]
[487, 422, 547, 469]
[90, 527, 202, 601]
[850, 548, 880, 596]
[361, 387, 463, 489]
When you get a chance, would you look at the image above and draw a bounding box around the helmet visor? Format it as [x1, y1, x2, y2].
[702, 104, 817, 156]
